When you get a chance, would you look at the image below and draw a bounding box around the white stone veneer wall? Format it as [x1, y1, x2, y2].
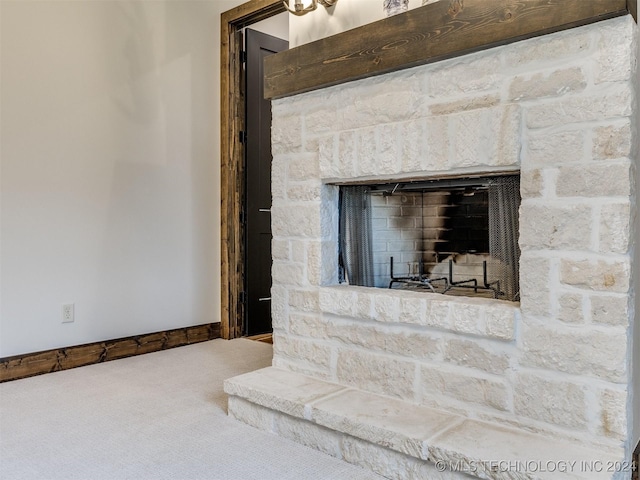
[631, 8, 640, 458]
[270, 16, 637, 457]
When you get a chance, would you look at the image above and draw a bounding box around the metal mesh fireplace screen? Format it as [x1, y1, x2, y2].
[487, 175, 520, 301]
[338, 174, 521, 302]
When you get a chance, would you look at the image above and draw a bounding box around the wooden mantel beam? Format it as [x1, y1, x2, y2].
[264, 0, 632, 100]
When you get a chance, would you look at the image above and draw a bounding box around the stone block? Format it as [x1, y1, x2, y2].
[341, 75, 424, 128]
[593, 122, 632, 160]
[400, 293, 427, 325]
[320, 185, 339, 242]
[307, 241, 338, 286]
[519, 168, 543, 199]
[517, 254, 551, 316]
[590, 295, 630, 327]
[274, 413, 342, 458]
[378, 124, 402, 175]
[271, 284, 289, 330]
[341, 436, 467, 480]
[374, 291, 401, 323]
[227, 396, 275, 432]
[337, 130, 358, 178]
[556, 162, 631, 198]
[526, 130, 586, 166]
[272, 114, 302, 155]
[272, 261, 306, 287]
[519, 203, 592, 250]
[425, 297, 452, 330]
[289, 313, 329, 339]
[494, 104, 521, 167]
[423, 115, 449, 171]
[449, 302, 484, 337]
[272, 204, 322, 238]
[383, 329, 442, 361]
[560, 257, 631, 294]
[288, 289, 319, 313]
[304, 105, 340, 135]
[598, 388, 628, 440]
[223, 367, 344, 419]
[502, 29, 591, 69]
[290, 240, 306, 263]
[421, 365, 509, 411]
[448, 105, 520, 170]
[400, 119, 426, 173]
[271, 356, 333, 382]
[287, 182, 321, 202]
[484, 304, 517, 341]
[557, 292, 585, 324]
[336, 349, 416, 401]
[593, 17, 635, 84]
[355, 127, 378, 176]
[526, 86, 632, 129]
[310, 389, 457, 460]
[599, 203, 631, 254]
[271, 156, 287, 200]
[429, 94, 500, 116]
[521, 322, 628, 382]
[428, 419, 619, 480]
[319, 286, 357, 317]
[427, 53, 502, 98]
[508, 67, 586, 101]
[318, 135, 337, 179]
[273, 335, 332, 370]
[355, 290, 375, 320]
[272, 239, 290, 261]
[443, 339, 510, 375]
[288, 153, 320, 181]
[513, 372, 587, 429]
[448, 108, 491, 169]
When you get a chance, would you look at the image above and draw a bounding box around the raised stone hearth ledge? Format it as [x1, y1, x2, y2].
[225, 367, 622, 480]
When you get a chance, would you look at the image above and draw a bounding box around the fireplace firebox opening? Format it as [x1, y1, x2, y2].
[338, 174, 521, 302]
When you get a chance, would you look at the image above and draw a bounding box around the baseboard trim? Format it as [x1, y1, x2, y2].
[0, 323, 221, 383]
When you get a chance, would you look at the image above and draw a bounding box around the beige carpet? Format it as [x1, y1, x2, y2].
[0, 338, 383, 480]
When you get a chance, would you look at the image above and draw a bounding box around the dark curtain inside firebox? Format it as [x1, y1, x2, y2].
[339, 186, 375, 287]
[488, 176, 521, 301]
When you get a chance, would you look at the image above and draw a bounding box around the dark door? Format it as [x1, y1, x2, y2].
[244, 29, 288, 336]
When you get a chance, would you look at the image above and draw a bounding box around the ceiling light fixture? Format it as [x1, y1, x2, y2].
[283, 0, 338, 16]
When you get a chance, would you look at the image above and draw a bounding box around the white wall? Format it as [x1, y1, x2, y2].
[247, 11, 289, 40]
[0, 0, 244, 357]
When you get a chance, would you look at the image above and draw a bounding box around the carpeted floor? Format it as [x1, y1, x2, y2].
[0, 338, 383, 480]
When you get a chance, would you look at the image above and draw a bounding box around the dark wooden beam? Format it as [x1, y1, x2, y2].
[629, 0, 638, 21]
[265, 0, 630, 99]
[0, 323, 220, 383]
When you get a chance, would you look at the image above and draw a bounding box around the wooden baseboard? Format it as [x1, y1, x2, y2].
[246, 333, 273, 344]
[0, 323, 221, 383]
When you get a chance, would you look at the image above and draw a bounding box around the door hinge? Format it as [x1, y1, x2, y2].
[239, 291, 247, 304]
[240, 50, 247, 64]
[239, 131, 246, 144]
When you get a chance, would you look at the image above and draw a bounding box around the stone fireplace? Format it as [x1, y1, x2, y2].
[225, 13, 639, 480]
